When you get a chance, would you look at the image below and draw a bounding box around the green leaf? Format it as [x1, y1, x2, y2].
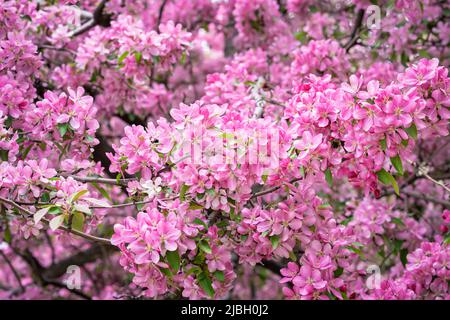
[391, 217, 405, 227]
[48, 206, 62, 215]
[192, 218, 207, 229]
[68, 189, 88, 203]
[118, 51, 129, 64]
[444, 233, 450, 245]
[71, 211, 85, 231]
[57, 123, 69, 138]
[345, 245, 365, 259]
[180, 184, 189, 201]
[294, 31, 308, 44]
[199, 240, 212, 254]
[166, 250, 180, 272]
[134, 51, 142, 64]
[186, 266, 202, 275]
[299, 166, 305, 178]
[91, 182, 112, 202]
[334, 267, 344, 277]
[405, 123, 417, 140]
[0, 149, 8, 161]
[4, 224, 11, 244]
[289, 250, 297, 261]
[49, 214, 65, 231]
[380, 138, 387, 151]
[213, 270, 225, 282]
[85, 197, 111, 208]
[393, 239, 404, 254]
[197, 273, 215, 298]
[22, 144, 33, 159]
[390, 155, 404, 176]
[376, 168, 399, 196]
[41, 192, 50, 203]
[401, 51, 409, 67]
[180, 51, 187, 65]
[341, 216, 353, 226]
[418, 49, 431, 58]
[400, 248, 408, 267]
[160, 268, 173, 277]
[324, 168, 333, 187]
[34, 207, 50, 224]
[401, 139, 409, 147]
[188, 202, 203, 210]
[269, 235, 280, 250]
[74, 203, 91, 215]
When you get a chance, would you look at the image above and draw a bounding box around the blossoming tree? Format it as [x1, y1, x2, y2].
[0, 0, 449, 300]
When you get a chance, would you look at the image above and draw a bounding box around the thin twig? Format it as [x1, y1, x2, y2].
[250, 177, 303, 199]
[0, 251, 25, 293]
[403, 190, 450, 208]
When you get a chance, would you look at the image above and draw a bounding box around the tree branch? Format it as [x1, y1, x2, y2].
[42, 243, 117, 280]
[68, 0, 110, 37]
[343, 9, 365, 52]
[402, 190, 450, 208]
[0, 197, 111, 245]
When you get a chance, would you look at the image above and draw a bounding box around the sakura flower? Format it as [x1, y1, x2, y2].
[292, 265, 327, 295]
[141, 177, 162, 199]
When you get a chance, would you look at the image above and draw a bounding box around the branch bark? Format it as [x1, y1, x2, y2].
[68, 0, 110, 37]
[42, 243, 117, 280]
[343, 9, 365, 52]
[0, 197, 112, 245]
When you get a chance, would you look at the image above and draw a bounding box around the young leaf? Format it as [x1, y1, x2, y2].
[324, 167, 333, 188]
[74, 203, 92, 215]
[166, 250, 180, 272]
[34, 207, 50, 224]
[4, 224, 11, 244]
[160, 268, 173, 277]
[71, 211, 85, 231]
[197, 273, 215, 298]
[134, 51, 142, 64]
[85, 197, 111, 208]
[48, 206, 62, 215]
[68, 189, 88, 204]
[188, 202, 203, 210]
[213, 270, 225, 282]
[404, 123, 417, 140]
[180, 184, 189, 201]
[186, 266, 202, 275]
[444, 233, 450, 245]
[91, 182, 112, 202]
[269, 235, 280, 250]
[40, 192, 50, 203]
[192, 218, 207, 229]
[390, 155, 404, 176]
[57, 123, 69, 138]
[49, 214, 65, 231]
[400, 248, 408, 267]
[118, 51, 129, 64]
[391, 217, 405, 227]
[345, 245, 365, 259]
[199, 240, 212, 254]
[376, 168, 399, 196]
[334, 267, 344, 277]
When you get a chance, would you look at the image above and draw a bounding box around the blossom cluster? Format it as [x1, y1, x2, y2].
[0, 0, 448, 301]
